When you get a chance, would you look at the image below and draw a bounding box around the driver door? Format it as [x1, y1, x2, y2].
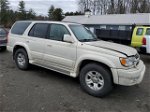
[43, 23, 77, 72]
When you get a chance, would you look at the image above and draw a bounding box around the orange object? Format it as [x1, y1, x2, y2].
[120, 58, 126, 65]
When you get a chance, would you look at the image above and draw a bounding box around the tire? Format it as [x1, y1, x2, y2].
[14, 48, 29, 70]
[79, 63, 113, 97]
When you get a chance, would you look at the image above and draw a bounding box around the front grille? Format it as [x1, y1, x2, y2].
[135, 53, 140, 60]
[134, 53, 140, 67]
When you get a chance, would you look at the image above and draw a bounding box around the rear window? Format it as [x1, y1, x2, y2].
[11, 21, 31, 35]
[146, 28, 150, 35]
[136, 28, 144, 36]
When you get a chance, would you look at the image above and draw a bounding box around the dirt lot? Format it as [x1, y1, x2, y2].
[0, 51, 150, 112]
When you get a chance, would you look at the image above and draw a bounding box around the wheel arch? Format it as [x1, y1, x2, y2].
[13, 44, 30, 60]
[75, 59, 118, 84]
[79, 61, 114, 97]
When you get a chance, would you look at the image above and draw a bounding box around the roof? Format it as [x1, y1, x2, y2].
[16, 20, 80, 25]
[62, 13, 150, 25]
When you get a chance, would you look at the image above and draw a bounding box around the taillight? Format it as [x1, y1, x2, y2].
[142, 37, 146, 45]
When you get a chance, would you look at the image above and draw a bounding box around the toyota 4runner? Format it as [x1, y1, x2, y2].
[7, 21, 146, 97]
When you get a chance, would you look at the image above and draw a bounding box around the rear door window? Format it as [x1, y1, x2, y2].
[136, 28, 144, 36]
[146, 28, 150, 35]
[28, 23, 49, 38]
[11, 21, 31, 35]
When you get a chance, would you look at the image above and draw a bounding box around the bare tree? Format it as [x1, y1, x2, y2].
[116, 0, 126, 14]
[78, 0, 91, 12]
[130, 0, 139, 13]
[78, 0, 150, 15]
[102, 0, 109, 14]
[138, 0, 150, 13]
[96, 0, 109, 14]
[90, 0, 97, 15]
[107, 0, 115, 14]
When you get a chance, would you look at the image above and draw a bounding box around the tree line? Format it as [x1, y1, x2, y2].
[0, 0, 83, 27]
[78, 0, 150, 15]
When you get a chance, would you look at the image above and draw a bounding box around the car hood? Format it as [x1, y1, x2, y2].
[84, 41, 137, 56]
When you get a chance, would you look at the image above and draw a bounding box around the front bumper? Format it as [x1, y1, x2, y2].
[116, 60, 146, 86]
[0, 39, 7, 47]
[0, 43, 7, 47]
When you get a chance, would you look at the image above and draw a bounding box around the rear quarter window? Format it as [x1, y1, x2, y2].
[11, 21, 31, 35]
[146, 28, 150, 35]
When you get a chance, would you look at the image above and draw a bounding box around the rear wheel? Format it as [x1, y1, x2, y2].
[79, 63, 113, 97]
[14, 48, 29, 70]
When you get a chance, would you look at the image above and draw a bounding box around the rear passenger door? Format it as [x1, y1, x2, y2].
[43, 23, 77, 72]
[27, 23, 48, 64]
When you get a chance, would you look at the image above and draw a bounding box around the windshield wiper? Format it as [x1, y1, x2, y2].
[79, 38, 100, 42]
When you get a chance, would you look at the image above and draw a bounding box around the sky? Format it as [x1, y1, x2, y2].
[8, 0, 78, 16]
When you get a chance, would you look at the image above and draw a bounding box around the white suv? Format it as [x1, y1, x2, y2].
[7, 21, 146, 97]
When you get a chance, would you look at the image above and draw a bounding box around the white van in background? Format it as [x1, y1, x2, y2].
[145, 35, 150, 54]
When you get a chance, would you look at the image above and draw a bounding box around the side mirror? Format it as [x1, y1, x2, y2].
[63, 34, 74, 43]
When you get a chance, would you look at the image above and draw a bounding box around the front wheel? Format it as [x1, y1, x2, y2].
[14, 48, 29, 70]
[79, 63, 113, 97]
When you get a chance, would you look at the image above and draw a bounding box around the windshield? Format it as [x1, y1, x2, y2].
[146, 28, 150, 35]
[69, 24, 98, 42]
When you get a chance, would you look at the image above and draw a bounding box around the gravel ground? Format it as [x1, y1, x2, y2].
[0, 51, 150, 112]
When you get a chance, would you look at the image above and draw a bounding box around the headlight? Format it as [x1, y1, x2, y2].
[120, 57, 136, 67]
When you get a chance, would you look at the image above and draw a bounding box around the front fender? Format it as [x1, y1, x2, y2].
[74, 54, 119, 84]
[75, 54, 116, 72]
